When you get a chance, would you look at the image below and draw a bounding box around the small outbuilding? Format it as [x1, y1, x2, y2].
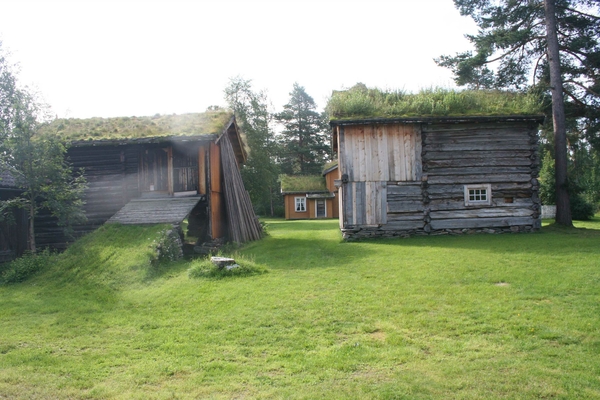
[281, 164, 340, 220]
[36, 111, 261, 249]
[328, 88, 544, 240]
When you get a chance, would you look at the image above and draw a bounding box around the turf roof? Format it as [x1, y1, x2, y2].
[39, 111, 234, 142]
[280, 175, 328, 193]
[327, 85, 544, 121]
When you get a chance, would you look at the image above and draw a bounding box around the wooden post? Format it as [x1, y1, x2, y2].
[198, 145, 207, 195]
[167, 146, 174, 195]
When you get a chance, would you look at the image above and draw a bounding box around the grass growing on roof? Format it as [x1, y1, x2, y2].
[0, 217, 599, 398]
[38, 110, 233, 142]
[327, 85, 544, 120]
[280, 174, 328, 192]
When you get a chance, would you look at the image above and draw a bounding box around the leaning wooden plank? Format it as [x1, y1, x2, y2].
[218, 133, 262, 243]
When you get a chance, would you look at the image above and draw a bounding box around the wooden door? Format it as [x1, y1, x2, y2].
[141, 147, 169, 192]
[316, 199, 326, 218]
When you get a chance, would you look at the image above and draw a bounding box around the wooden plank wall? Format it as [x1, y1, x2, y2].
[341, 124, 421, 182]
[340, 124, 420, 226]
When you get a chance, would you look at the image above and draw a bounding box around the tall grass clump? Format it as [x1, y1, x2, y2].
[327, 84, 543, 119]
[0, 249, 55, 285]
[188, 253, 268, 279]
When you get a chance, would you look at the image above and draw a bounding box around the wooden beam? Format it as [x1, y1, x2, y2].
[167, 146, 174, 195]
[198, 145, 207, 195]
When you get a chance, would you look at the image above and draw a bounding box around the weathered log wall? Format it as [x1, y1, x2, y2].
[337, 119, 541, 240]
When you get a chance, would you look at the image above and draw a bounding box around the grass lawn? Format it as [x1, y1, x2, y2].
[1, 218, 599, 399]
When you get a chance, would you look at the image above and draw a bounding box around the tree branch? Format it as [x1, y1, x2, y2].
[563, 86, 588, 108]
[482, 37, 543, 64]
[532, 53, 546, 86]
[563, 79, 600, 97]
[558, 6, 600, 21]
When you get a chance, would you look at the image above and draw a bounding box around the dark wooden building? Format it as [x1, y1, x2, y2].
[330, 115, 544, 240]
[0, 170, 28, 262]
[36, 111, 261, 249]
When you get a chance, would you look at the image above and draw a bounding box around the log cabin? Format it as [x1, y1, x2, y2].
[0, 170, 28, 262]
[327, 87, 547, 240]
[35, 111, 261, 249]
[281, 164, 340, 220]
[330, 114, 544, 240]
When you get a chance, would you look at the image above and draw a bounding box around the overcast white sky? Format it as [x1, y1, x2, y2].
[0, 0, 478, 119]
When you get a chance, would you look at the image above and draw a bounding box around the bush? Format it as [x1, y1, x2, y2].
[570, 194, 595, 221]
[150, 228, 183, 267]
[0, 249, 54, 285]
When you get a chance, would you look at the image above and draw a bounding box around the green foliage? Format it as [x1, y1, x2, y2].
[39, 111, 232, 142]
[538, 149, 597, 219]
[539, 150, 556, 205]
[0, 249, 54, 284]
[187, 255, 268, 279]
[279, 174, 327, 193]
[570, 146, 600, 206]
[0, 42, 87, 251]
[570, 193, 596, 220]
[276, 83, 331, 175]
[327, 85, 542, 120]
[149, 228, 183, 268]
[225, 77, 281, 216]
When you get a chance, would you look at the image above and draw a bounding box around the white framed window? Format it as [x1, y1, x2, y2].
[295, 197, 307, 212]
[464, 184, 492, 206]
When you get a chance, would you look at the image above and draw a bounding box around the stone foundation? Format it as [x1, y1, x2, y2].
[341, 224, 539, 241]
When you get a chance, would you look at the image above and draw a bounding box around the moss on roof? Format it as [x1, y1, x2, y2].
[327, 85, 544, 120]
[280, 175, 328, 193]
[39, 111, 233, 142]
[322, 161, 338, 175]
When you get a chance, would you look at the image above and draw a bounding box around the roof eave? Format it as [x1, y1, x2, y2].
[68, 134, 218, 147]
[330, 114, 546, 127]
[281, 190, 330, 195]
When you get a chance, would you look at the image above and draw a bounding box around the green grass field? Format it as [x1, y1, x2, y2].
[1, 218, 599, 399]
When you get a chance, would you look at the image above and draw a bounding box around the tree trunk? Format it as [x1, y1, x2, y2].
[269, 186, 274, 217]
[28, 203, 36, 253]
[544, 0, 572, 226]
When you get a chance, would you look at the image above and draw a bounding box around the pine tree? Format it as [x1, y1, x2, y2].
[436, 0, 600, 226]
[224, 77, 281, 216]
[276, 83, 330, 175]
